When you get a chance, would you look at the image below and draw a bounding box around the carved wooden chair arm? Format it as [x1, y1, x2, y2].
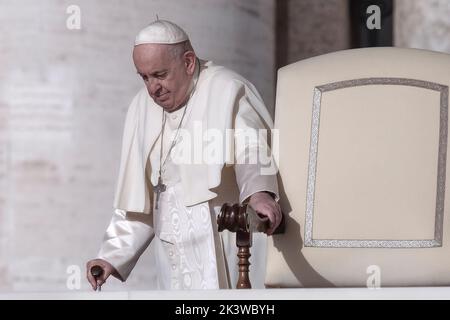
[217, 203, 285, 289]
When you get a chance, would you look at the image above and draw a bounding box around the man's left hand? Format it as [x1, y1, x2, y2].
[248, 192, 282, 235]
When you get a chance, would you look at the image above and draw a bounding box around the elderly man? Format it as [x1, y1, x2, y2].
[86, 20, 281, 290]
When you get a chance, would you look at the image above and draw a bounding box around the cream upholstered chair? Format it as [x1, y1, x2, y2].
[265, 47, 450, 288]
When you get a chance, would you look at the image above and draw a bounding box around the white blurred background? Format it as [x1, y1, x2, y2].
[0, 0, 449, 293]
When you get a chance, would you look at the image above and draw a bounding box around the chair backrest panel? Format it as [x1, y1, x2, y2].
[266, 47, 450, 287]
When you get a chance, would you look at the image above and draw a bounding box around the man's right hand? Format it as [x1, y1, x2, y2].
[86, 259, 118, 291]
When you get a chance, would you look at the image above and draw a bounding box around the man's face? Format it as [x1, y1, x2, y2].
[133, 44, 194, 112]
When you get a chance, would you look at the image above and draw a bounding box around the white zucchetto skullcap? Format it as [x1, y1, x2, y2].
[134, 20, 189, 46]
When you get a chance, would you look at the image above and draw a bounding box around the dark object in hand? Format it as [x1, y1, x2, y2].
[91, 266, 103, 278]
[91, 265, 104, 278]
[91, 265, 104, 291]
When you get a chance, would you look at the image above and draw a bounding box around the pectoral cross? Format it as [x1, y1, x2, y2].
[154, 176, 166, 210]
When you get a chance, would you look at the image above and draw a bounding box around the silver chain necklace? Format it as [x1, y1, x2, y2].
[154, 58, 200, 210]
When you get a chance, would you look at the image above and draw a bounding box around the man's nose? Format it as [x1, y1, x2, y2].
[148, 79, 162, 96]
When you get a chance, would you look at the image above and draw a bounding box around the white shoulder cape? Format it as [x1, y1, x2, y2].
[113, 60, 274, 213]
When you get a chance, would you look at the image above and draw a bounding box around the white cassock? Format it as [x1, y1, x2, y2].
[97, 59, 279, 289]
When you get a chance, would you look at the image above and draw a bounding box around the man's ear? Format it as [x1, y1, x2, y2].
[184, 51, 196, 76]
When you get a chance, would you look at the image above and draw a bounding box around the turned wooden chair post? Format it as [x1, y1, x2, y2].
[217, 203, 284, 289]
[236, 228, 252, 289]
